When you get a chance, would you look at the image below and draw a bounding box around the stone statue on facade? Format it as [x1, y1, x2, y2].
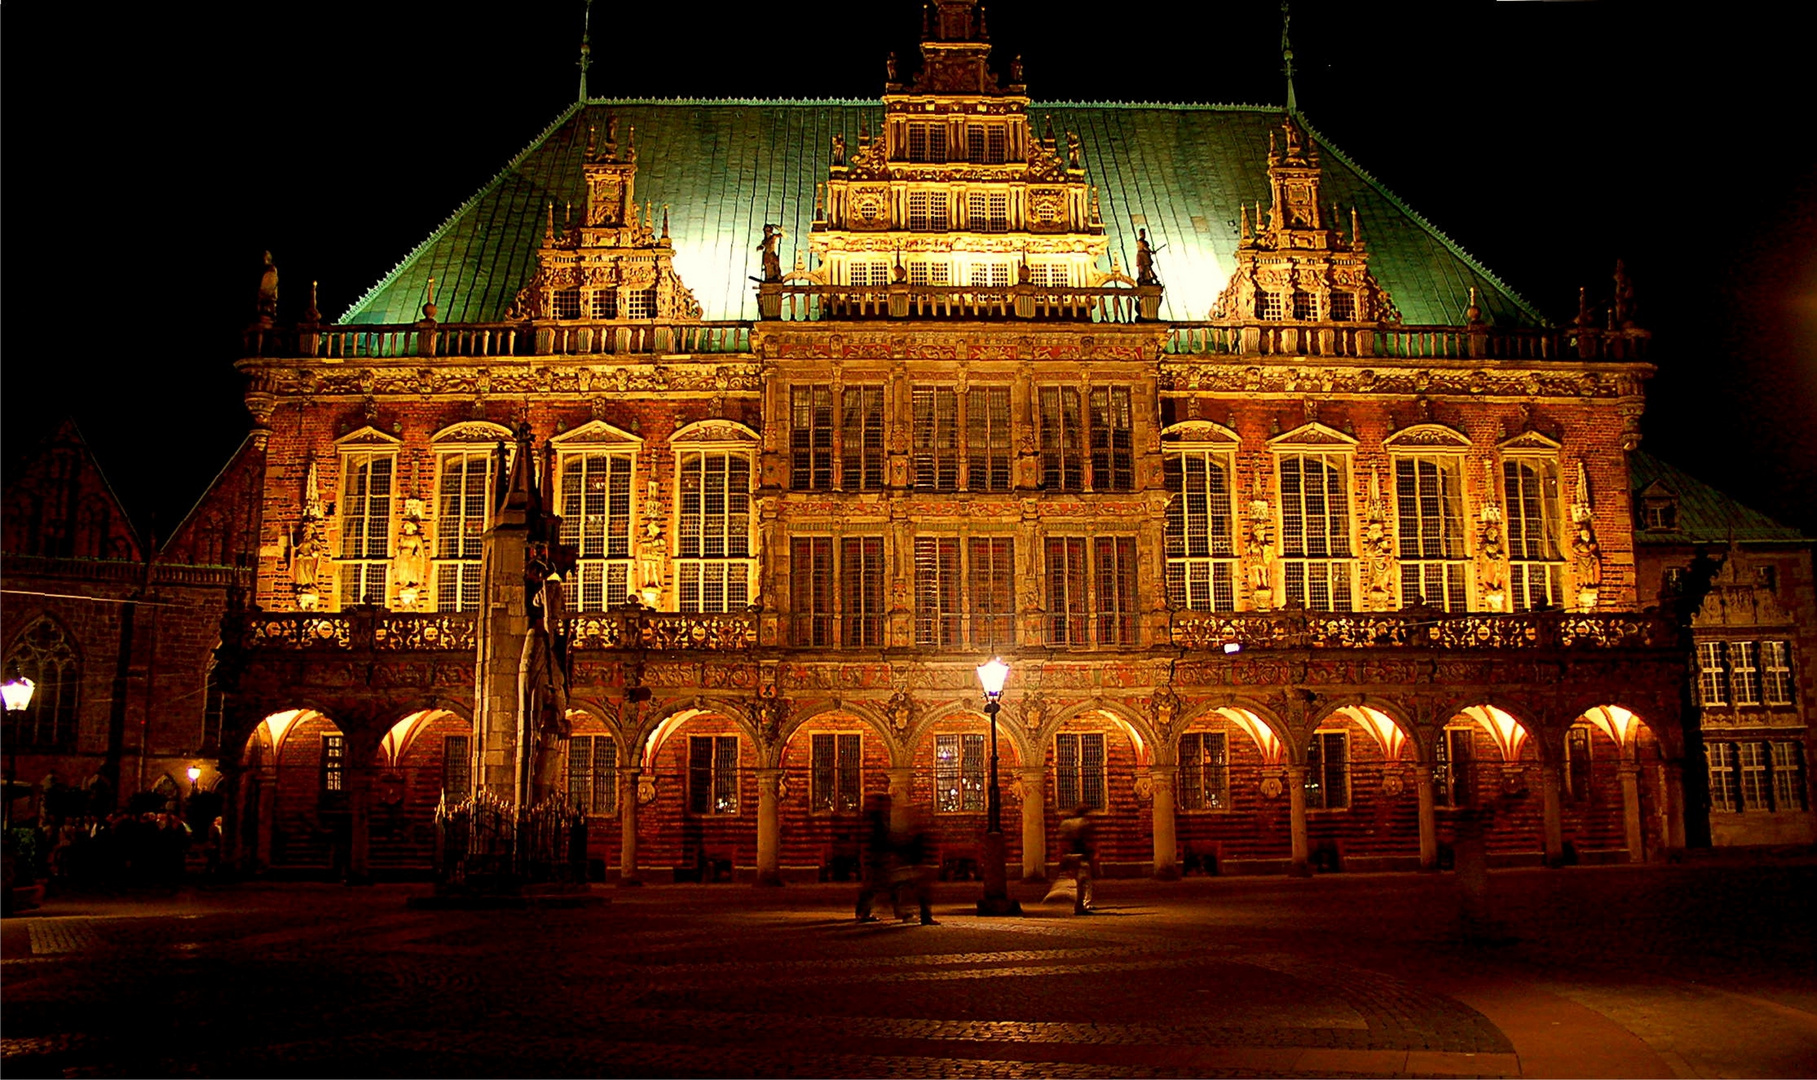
[1135, 229, 1162, 286]
[392, 516, 428, 602]
[757, 223, 784, 283]
[290, 519, 323, 592]
[831, 132, 846, 168]
[255, 251, 280, 327]
[521, 544, 573, 802]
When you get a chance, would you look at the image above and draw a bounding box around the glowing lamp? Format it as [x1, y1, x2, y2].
[1, 677, 35, 713]
[975, 657, 1010, 700]
[1223, 641, 1243, 655]
[186, 766, 202, 784]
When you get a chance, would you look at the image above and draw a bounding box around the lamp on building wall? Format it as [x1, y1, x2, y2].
[974, 657, 1021, 917]
[187, 765, 203, 788]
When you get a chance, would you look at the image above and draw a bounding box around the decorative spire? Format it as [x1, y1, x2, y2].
[1280, 0, 1298, 113]
[577, 0, 593, 103]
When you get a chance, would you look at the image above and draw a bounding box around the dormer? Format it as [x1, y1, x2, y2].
[510, 117, 703, 324]
[1635, 479, 1679, 532]
[1211, 115, 1399, 325]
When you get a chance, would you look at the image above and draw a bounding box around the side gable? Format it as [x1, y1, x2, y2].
[158, 434, 267, 570]
[2, 419, 144, 563]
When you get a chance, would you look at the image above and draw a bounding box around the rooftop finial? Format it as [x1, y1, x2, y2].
[1280, 0, 1298, 113]
[577, 0, 594, 103]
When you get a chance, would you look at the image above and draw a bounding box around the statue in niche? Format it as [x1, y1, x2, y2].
[757, 224, 784, 283]
[521, 543, 573, 803]
[290, 519, 323, 591]
[392, 515, 428, 600]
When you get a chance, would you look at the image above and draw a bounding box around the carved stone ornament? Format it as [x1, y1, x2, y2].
[1148, 686, 1182, 735]
[1259, 773, 1285, 799]
[637, 776, 658, 806]
[1133, 773, 1154, 802]
[1018, 694, 1049, 735]
[1379, 769, 1406, 800]
[884, 688, 917, 736]
[756, 689, 790, 747]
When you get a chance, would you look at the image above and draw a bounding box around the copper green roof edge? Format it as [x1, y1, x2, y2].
[340, 101, 587, 323]
[1291, 112, 1548, 328]
[1628, 451, 1809, 546]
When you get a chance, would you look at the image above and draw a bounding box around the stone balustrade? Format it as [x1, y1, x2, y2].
[1171, 608, 1671, 652]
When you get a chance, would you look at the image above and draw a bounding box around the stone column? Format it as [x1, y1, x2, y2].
[1540, 762, 1564, 867]
[1019, 766, 1047, 881]
[1414, 763, 1438, 871]
[345, 762, 373, 885]
[1149, 764, 1180, 880]
[754, 766, 783, 886]
[255, 763, 276, 873]
[1286, 763, 1310, 876]
[1619, 762, 1644, 862]
[887, 766, 914, 836]
[1662, 759, 1686, 854]
[618, 766, 642, 885]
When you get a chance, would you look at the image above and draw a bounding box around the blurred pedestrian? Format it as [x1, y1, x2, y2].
[1058, 804, 1096, 914]
[892, 807, 937, 925]
[855, 795, 894, 922]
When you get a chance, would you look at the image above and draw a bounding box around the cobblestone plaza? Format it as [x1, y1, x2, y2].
[5, 863, 1815, 1077]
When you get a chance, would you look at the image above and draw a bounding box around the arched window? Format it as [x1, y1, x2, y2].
[4, 617, 80, 748]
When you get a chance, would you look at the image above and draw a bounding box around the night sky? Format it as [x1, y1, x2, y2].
[7, 1, 1813, 538]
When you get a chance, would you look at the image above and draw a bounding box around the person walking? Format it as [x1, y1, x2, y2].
[1058, 804, 1096, 914]
[854, 795, 894, 922]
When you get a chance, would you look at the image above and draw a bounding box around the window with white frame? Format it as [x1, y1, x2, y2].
[1328, 291, 1356, 322]
[1178, 731, 1229, 810]
[966, 191, 1009, 232]
[553, 288, 582, 319]
[907, 260, 950, 286]
[1771, 742, 1807, 810]
[1697, 641, 1729, 706]
[1258, 292, 1285, 320]
[676, 452, 752, 614]
[848, 261, 891, 287]
[1164, 451, 1237, 612]
[1739, 741, 1770, 810]
[688, 734, 740, 815]
[1763, 641, 1795, 705]
[567, 734, 617, 815]
[1730, 641, 1762, 706]
[1279, 453, 1354, 611]
[1027, 264, 1068, 289]
[321, 734, 345, 797]
[966, 387, 1012, 492]
[338, 451, 394, 607]
[934, 733, 986, 812]
[621, 287, 657, 320]
[1503, 458, 1564, 610]
[907, 190, 949, 231]
[1055, 732, 1107, 811]
[810, 732, 863, 813]
[1304, 730, 1349, 810]
[435, 449, 493, 612]
[559, 451, 634, 611]
[1394, 454, 1469, 611]
[906, 123, 947, 163]
[969, 262, 1012, 288]
[1708, 742, 1739, 813]
[589, 290, 617, 319]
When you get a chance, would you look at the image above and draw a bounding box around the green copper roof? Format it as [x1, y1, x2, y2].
[1629, 451, 1808, 546]
[343, 100, 1544, 328]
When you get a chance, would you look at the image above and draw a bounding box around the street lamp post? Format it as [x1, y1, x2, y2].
[2, 678, 36, 829]
[974, 658, 1022, 917]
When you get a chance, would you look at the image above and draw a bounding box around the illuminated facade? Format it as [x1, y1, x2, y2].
[7, 1, 1807, 880]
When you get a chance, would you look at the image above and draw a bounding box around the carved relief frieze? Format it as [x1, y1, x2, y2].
[1158, 360, 1642, 402]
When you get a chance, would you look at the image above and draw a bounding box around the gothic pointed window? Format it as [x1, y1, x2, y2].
[3, 617, 79, 749]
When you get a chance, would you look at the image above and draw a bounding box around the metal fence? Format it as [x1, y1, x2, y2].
[434, 790, 587, 892]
